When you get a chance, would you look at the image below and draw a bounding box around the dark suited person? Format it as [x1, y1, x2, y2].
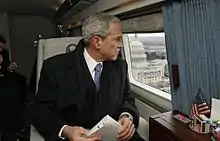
[0, 55, 26, 140]
[32, 13, 145, 141]
[0, 35, 18, 74]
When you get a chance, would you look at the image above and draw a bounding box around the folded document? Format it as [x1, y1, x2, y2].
[86, 115, 121, 141]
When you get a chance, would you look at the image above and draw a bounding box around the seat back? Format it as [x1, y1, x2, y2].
[31, 37, 82, 141]
[36, 37, 82, 89]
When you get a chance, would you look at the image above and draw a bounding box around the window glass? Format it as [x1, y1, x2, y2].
[126, 33, 170, 93]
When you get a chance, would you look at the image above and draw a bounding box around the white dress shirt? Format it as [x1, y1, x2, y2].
[58, 48, 132, 139]
[83, 48, 103, 79]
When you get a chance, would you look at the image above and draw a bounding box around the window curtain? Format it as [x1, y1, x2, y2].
[163, 0, 220, 115]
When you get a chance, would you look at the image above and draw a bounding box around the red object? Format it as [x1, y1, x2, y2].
[190, 90, 211, 118]
[190, 103, 210, 118]
[197, 103, 210, 115]
[191, 104, 198, 119]
[214, 132, 220, 141]
[178, 115, 185, 120]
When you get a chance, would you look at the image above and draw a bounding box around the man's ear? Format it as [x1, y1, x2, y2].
[92, 36, 102, 49]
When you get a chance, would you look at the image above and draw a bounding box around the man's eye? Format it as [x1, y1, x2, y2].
[116, 37, 122, 41]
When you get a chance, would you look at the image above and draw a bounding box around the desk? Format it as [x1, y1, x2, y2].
[149, 111, 210, 141]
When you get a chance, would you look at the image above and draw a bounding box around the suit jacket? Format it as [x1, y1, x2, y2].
[0, 72, 26, 133]
[32, 40, 139, 141]
[0, 49, 10, 73]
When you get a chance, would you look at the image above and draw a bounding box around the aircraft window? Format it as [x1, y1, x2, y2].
[124, 33, 171, 94]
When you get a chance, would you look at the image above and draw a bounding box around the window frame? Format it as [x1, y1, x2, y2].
[122, 34, 172, 111]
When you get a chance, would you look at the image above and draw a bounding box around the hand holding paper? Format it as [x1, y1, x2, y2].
[62, 126, 101, 141]
[118, 117, 135, 141]
[86, 115, 121, 141]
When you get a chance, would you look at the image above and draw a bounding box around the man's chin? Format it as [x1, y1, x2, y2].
[109, 56, 118, 61]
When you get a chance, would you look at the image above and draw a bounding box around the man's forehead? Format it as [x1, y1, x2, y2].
[109, 23, 122, 35]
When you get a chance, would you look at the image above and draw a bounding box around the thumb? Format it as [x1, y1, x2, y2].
[118, 118, 124, 126]
[86, 136, 101, 141]
[78, 127, 88, 135]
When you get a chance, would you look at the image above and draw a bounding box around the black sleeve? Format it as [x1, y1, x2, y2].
[2, 49, 10, 70]
[31, 60, 66, 140]
[119, 61, 139, 128]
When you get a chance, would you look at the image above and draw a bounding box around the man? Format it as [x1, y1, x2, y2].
[0, 48, 27, 140]
[0, 71, 27, 141]
[0, 35, 17, 73]
[32, 13, 145, 141]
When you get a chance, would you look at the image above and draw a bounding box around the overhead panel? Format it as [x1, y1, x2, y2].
[0, 0, 62, 21]
[60, 0, 165, 26]
[122, 13, 163, 33]
[55, 0, 99, 23]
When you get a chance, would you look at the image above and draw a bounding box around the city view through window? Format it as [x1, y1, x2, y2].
[127, 33, 171, 93]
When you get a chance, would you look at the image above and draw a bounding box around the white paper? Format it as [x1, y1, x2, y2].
[211, 98, 220, 121]
[86, 115, 121, 141]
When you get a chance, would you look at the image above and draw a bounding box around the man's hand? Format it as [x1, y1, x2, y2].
[7, 61, 17, 72]
[0, 55, 3, 65]
[117, 117, 135, 141]
[62, 126, 101, 141]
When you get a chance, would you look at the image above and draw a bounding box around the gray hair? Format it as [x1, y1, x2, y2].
[81, 13, 121, 44]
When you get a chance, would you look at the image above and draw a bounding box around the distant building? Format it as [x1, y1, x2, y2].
[129, 35, 171, 93]
[137, 67, 163, 83]
[130, 40, 148, 70]
[130, 37, 164, 84]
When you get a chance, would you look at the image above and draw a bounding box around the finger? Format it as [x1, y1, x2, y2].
[12, 63, 18, 67]
[118, 121, 132, 138]
[13, 63, 18, 67]
[10, 64, 16, 68]
[123, 124, 135, 141]
[85, 136, 101, 141]
[118, 123, 134, 140]
[118, 119, 123, 125]
[118, 119, 131, 134]
[78, 127, 88, 134]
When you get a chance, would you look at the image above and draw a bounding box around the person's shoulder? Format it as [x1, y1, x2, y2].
[5, 72, 26, 84]
[15, 73, 26, 80]
[43, 52, 74, 69]
[115, 57, 127, 66]
[111, 57, 127, 70]
[14, 73, 27, 84]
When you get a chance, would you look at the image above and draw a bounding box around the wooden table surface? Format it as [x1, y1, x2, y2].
[149, 111, 210, 141]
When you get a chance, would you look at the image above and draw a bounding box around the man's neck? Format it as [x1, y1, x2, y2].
[86, 47, 104, 62]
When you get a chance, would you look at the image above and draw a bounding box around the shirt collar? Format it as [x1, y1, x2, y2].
[83, 48, 103, 73]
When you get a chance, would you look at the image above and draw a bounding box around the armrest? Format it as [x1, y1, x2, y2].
[137, 117, 148, 141]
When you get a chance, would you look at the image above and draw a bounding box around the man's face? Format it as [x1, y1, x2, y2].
[99, 22, 122, 61]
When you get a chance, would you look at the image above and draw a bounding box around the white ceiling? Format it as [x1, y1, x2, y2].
[0, 0, 65, 20]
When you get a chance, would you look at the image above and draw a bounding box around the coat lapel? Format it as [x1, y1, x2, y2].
[98, 61, 122, 118]
[65, 40, 89, 110]
[66, 40, 97, 109]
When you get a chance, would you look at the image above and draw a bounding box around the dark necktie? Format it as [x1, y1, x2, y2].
[94, 63, 102, 91]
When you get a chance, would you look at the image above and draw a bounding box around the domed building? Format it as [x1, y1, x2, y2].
[129, 40, 148, 70]
[129, 36, 164, 84]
